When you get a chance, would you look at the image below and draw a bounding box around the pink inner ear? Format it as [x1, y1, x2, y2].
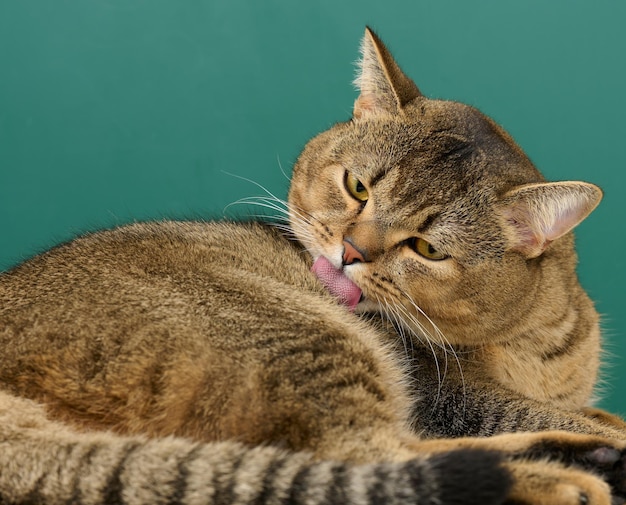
[505, 212, 546, 257]
[504, 195, 590, 258]
[543, 206, 584, 242]
[353, 94, 387, 119]
[502, 182, 602, 259]
[503, 200, 557, 258]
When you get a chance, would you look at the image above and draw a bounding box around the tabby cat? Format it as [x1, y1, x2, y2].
[1, 28, 626, 505]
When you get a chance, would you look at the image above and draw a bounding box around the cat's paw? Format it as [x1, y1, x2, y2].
[413, 431, 626, 503]
[519, 432, 626, 501]
[506, 459, 613, 505]
[581, 447, 626, 501]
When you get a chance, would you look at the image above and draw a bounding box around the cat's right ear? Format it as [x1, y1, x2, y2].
[498, 181, 603, 258]
[353, 28, 422, 119]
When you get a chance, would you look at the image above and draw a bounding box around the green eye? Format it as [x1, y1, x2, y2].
[345, 172, 369, 202]
[410, 238, 447, 261]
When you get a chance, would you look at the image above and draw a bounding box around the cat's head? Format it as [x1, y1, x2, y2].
[288, 28, 601, 347]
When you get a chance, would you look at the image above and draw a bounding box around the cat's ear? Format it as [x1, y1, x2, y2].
[353, 27, 422, 119]
[498, 181, 603, 258]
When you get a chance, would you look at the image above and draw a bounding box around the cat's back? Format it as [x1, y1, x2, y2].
[0, 220, 331, 361]
[0, 220, 403, 448]
[1, 220, 313, 301]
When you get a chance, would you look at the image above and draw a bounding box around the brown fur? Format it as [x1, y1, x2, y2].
[290, 29, 602, 411]
[1, 28, 626, 505]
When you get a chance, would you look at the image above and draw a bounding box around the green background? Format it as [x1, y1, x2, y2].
[1, 1, 625, 412]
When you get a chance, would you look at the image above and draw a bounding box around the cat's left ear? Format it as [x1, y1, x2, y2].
[498, 181, 603, 258]
[353, 27, 422, 119]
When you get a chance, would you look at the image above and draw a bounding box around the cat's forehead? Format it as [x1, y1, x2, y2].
[335, 122, 483, 201]
[335, 97, 542, 198]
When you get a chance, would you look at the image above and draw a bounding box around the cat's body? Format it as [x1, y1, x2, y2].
[1, 28, 626, 505]
[0, 220, 414, 461]
[2, 219, 626, 505]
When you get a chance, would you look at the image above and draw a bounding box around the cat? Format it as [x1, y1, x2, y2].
[1, 27, 626, 505]
[291, 29, 602, 413]
[287, 28, 624, 436]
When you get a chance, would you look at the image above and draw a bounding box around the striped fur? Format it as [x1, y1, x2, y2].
[290, 29, 603, 412]
[0, 391, 510, 505]
[2, 27, 626, 505]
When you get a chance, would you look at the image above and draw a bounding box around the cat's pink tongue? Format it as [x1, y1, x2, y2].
[311, 256, 362, 312]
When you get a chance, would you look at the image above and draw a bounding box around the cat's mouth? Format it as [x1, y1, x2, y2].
[311, 256, 363, 312]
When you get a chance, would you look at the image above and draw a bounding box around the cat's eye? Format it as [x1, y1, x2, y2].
[344, 172, 369, 202]
[408, 237, 448, 261]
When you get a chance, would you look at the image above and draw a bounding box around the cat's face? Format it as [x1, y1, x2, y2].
[288, 29, 601, 347]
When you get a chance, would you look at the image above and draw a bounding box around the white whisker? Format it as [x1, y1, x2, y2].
[377, 295, 411, 358]
[221, 171, 285, 201]
[225, 197, 290, 221]
[379, 289, 466, 416]
[276, 155, 292, 182]
[219, 175, 320, 256]
[382, 297, 445, 406]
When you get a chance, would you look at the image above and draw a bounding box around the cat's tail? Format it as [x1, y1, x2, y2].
[0, 391, 511, 505]
[0, 434, 511, 504]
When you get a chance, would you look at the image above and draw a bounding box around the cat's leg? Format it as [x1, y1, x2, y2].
[415, 430, 626, 505]
[582, 407, 626, 430]
[406, 347, 626, 441]
[504, 460, 612, 505]
[420, 379, 626, 441]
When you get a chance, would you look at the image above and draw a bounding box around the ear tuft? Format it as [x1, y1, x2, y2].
[498, 181, 603, 258]
[353, 27, 421, 118]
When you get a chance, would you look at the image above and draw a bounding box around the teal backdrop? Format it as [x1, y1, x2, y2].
[1, 1, 625, 411]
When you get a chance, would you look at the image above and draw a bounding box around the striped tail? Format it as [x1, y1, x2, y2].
[0, 429, 511, 505]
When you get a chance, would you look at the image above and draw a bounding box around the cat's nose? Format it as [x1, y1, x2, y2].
[342, 239, 366, 265]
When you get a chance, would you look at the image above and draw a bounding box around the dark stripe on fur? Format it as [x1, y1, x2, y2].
[285, 466, 311, 505]
[70, 444, 100, 505]
[369, 169, 388, 188]
[542, 327, 584, 361]
[326, 464, 349, 505]
[102, 442, 141, 505]
[167, 444, 204, 505]
[417, 213, 438, 234]
[263, 346, 336, 370]
[213, 448, 247, 505]
[367, 463, 391, 505]
[403, 458, 436, 505]
[424, 450, 512, 505]
[317, 372, 388, 404]
[253, 453, 291, 505]
[18, 474, 47, 505]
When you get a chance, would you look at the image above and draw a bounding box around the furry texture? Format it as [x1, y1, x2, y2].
[0, 391, 512, 505]
[1, 28, 626, 505]
[291, 28, 603, 411]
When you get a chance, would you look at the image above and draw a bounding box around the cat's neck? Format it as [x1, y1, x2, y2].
[388, 236, 601, 411]
[472, 240, 600, 409]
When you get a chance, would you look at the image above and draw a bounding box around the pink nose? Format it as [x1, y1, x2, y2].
[343, 240, 365, 265]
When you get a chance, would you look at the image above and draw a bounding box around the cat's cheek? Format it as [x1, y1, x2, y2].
[397, 254, 460, 285]
[393, 261, 469, 314]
